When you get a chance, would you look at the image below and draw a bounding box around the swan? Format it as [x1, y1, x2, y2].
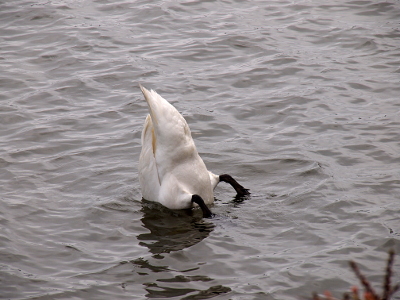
[138, 85, 249, 218]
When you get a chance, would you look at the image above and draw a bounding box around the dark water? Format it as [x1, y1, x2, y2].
[1, 0, 399, 299]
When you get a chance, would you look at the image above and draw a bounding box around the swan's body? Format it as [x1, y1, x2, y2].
[139, 85, 249, 217]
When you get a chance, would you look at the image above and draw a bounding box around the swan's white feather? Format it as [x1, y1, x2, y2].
[139, 85, 214, 210]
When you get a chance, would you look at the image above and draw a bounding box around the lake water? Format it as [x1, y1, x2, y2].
[1, 0, 399, 299]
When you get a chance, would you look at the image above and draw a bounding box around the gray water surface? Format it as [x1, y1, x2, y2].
[1, 0, 400, 299]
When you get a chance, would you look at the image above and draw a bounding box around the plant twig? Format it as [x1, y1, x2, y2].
[310, 251, 398, 300]
[382, 249, 395, 300]
[349, 260, 379, 300]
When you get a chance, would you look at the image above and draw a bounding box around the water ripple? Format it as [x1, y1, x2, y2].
[1, 0, 400, 299]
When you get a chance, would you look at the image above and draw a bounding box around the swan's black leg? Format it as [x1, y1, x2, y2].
[191, 195, 213, 218]
[219, 174, 250, 197]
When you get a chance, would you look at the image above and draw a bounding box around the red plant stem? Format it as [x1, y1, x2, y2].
[349, 261, 378, 300]
[382, 249, 395, 300]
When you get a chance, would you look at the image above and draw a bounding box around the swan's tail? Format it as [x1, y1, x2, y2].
[139, 84, 172, 127]
[139, 84, 191, 148]
[139, 85, 158, 124]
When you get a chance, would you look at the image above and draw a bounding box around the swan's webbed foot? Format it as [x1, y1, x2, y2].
[191, 194, 213, 218]
[219, 174, 250, 198]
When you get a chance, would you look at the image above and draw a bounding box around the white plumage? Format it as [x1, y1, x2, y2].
[138, 85, 249, 217]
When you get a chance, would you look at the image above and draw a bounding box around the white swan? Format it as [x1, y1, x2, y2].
[138, 85, 249, 217]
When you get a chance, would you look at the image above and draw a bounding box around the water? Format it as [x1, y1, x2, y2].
[1, 0, 399, 299]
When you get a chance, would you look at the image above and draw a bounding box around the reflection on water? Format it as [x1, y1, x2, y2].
[127, 252, 231, 299]
[138, 200, 215, 255]
[119, 201, 231, 299]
